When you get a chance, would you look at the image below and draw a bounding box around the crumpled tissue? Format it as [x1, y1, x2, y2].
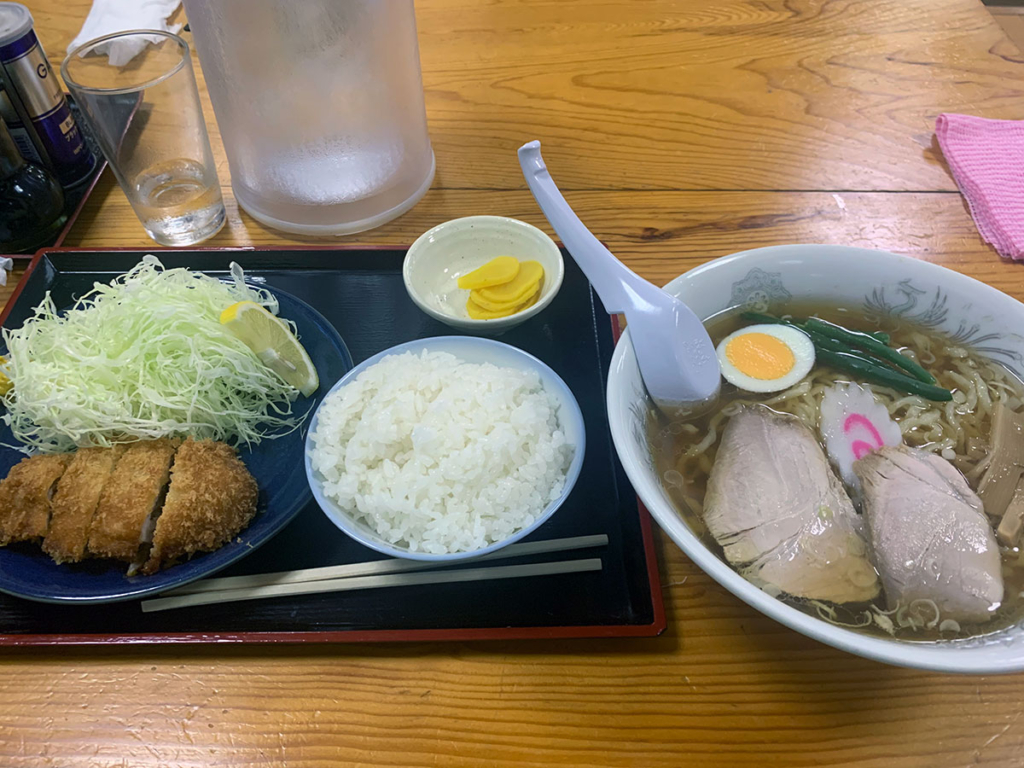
[67, 0, 182, 67]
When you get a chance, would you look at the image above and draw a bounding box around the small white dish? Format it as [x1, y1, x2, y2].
[403, 215, 564, 333]
[305, 336, 586, 562]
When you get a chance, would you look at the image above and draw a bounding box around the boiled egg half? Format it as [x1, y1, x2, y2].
[716, 324, 815, 393]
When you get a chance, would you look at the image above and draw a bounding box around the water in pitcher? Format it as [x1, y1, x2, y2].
[132, 158, 225, 246]
[182, 0, 435, 235]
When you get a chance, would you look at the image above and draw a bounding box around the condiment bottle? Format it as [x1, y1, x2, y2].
[0, 2, 96, 187]
[0, 114, 65, 252]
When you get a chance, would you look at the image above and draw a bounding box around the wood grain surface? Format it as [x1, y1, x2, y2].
[2, 0, 1024, 765]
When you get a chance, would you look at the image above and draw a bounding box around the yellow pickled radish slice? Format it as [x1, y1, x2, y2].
[466, 290, 539, 320]
[470, 282, 540, 312]
[475, 260, 544, 305]
[519, 291, 539, 310]
[466, 297, 517, 319]
[457, 256, 520, 290]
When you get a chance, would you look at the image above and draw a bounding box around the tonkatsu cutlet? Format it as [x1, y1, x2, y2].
[87, 438, 179, 562]
[0, 454, 70, 545]
[142, 438, 258, 574]
[43, 446, 125, 564]
[0, 437, 260, 574]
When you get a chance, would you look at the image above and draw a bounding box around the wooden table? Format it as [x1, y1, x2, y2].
[3, 0, 1024, 764]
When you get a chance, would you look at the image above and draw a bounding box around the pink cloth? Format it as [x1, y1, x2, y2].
[936, 114, 1024, 260]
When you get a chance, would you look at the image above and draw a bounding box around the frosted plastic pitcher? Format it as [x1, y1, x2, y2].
[182, 0, 435, 235]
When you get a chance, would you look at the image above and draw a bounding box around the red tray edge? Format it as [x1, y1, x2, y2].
[0, 247, 668, 646]
[0, 621, 664, 647]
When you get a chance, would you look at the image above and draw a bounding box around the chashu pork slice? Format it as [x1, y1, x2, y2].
[704, 405, 880, 603]
[855, 446, 1003, 624]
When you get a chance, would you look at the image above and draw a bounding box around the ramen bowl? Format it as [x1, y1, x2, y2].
[606, 244, 1024, 673]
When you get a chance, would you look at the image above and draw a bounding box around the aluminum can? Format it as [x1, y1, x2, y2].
[0, 2, 95, 185]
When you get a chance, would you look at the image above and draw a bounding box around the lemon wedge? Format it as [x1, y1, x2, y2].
[0, 356, 11, 396]
[220, 301, 319, 396]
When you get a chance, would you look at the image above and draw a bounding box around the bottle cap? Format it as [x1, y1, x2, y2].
[0, 3, 32, 50]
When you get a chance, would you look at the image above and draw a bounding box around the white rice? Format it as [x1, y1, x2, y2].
[309, 350, 574, 554]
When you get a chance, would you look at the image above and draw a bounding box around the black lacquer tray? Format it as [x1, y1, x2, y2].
[0, 246, 665, 644]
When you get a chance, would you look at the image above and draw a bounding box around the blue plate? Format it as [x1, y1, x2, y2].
[0, 286, 352, 604]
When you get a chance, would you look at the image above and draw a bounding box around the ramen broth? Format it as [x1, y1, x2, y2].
[649, 302, 1024, 641]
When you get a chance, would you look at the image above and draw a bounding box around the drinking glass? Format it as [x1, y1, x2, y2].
[61, 30, 225, 246]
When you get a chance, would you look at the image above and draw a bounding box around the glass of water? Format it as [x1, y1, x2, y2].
[61, 31, 225, 246]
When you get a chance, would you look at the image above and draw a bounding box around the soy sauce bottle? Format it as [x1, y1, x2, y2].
[0, 115, 65, 253]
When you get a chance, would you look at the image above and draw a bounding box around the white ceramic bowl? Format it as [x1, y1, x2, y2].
[607, 244, 1024, 674]
[403, 216, 564, 333]
[305, 336, 586, 562]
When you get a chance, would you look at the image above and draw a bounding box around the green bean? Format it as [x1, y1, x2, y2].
[740, 312, 889, 344]
[800, 329, 847, 354]
[804, 318, 935, 384]
[816, 349, 952, 401]
[805, 331, 950, 399]
[740, 313, 886, 365]
[739, 312, 835, 351]
[735, 311, 941, 398]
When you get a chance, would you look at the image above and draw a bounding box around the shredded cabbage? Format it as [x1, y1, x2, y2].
[1, 255, 303, 453]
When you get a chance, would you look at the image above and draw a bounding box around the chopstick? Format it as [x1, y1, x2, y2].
[164, 533, 609, 596]
[140, 558, 603, 613]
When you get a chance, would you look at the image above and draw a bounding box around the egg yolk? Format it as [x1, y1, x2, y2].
[725, 333, 795, 380]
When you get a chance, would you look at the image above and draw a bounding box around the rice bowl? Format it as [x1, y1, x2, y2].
[306, 337, 586, 560]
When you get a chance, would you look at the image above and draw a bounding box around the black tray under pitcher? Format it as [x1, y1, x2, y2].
[0, 246, 665, 644]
